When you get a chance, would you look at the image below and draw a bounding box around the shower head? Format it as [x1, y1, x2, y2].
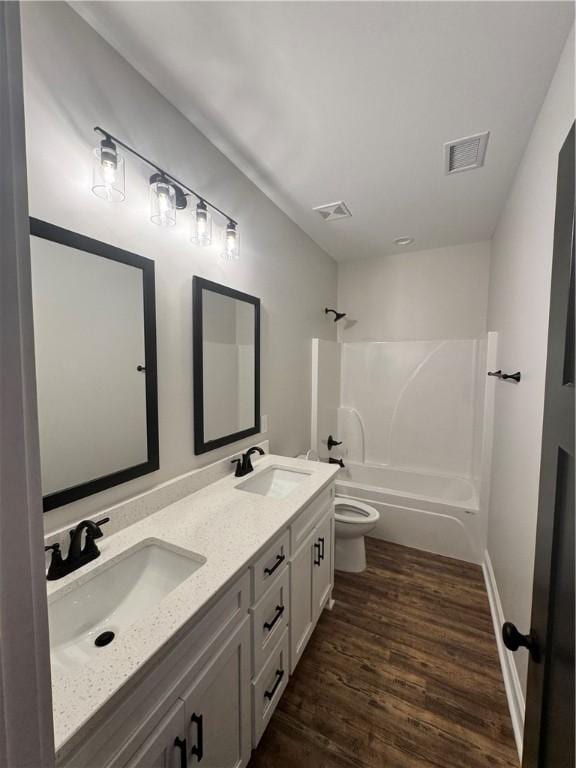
[325, 307, 347, 322]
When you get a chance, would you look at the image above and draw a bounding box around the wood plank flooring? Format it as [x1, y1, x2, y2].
[249, 538, 518, 768]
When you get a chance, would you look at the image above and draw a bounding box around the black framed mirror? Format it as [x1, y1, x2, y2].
[193, 277, 260, 454]
[29, 219, 159, 511]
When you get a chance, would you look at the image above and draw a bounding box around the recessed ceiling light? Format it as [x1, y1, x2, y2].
[394, 237, 414, 246]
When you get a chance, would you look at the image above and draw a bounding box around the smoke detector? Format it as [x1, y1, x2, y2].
[444, 131, 490, 174]
[313, 201, 352, 221]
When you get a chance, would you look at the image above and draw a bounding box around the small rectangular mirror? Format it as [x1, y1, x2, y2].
[30, 219, 159, 511]
[193, 277, 260, 454]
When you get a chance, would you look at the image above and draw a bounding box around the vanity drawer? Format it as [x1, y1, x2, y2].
[250, 568, 290, 676]
[290, 485, 334, 555]
[251, 629, 290, 747]
[251, 530, 289, 602]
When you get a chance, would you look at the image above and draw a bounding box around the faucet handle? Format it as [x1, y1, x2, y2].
[45, 543, 64, 581]
[89, 517, 110, 540]
[231, 458, 243, 477]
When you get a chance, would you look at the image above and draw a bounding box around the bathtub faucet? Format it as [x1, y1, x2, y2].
[329, 457, 345, 469]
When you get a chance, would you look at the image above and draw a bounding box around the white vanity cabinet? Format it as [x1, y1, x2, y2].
[289, 506, 334, 673]
[58, 478, 335, 768]
[123, 703, 185, 768]
[178, 618, 251, 768]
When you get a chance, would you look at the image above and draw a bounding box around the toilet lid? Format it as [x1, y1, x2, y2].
[334, 497, 379, 523]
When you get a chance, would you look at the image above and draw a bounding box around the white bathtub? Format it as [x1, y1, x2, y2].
[336, 462, 482, 563]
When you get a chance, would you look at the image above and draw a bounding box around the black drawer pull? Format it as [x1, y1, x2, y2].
[313, 541, 321, 566]
[264, 669, 285, 700]
[190, 713, 203, 762]
[319, 536, 325, 561]
[263, 604, 285, 632]
[174, 737, 187, 768]
[264, 553, 285, 576]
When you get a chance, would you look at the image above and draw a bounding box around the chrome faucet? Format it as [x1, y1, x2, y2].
[44, 517, 110, 581]
[231, 446, 265, 478]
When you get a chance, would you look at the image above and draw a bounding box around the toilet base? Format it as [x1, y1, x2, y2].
[335, 536, 367, 573]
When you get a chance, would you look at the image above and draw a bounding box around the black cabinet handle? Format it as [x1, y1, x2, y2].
[264, 553, 285, 576]
[313, 542, 321, 566]
[319, 536, 325, 561]
[263, 604, 285, 632]
[264, 669, 285, 700]
[174, 738, 187, 768]
[190, 713, 203, 762]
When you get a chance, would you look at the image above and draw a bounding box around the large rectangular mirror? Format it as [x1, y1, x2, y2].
[193, 277, 260, 454]
[30, 219, 159, 511]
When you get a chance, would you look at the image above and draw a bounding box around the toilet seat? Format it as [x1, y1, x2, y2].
[334, 497, 379, 524]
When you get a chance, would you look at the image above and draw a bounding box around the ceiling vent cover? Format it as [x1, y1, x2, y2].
[313, 201, 352, 221]
[444, 132, 490, 174]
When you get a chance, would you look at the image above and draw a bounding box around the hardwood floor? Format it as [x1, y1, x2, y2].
[249, 538, 518, 768]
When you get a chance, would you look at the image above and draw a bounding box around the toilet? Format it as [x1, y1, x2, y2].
[334, 497, 380, 573]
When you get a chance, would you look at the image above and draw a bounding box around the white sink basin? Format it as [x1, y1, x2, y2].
[48, 539, 205, 673]
[237, 466, 311, 499]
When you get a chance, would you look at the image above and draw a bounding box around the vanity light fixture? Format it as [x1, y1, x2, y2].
[92, 135, 125, 202]
[91, 126, 238, 246]
[221, 220, 239, 261]
[190, 199, 212, 246]
[149, 174, 177, 227]
[393, 236, 415, 246]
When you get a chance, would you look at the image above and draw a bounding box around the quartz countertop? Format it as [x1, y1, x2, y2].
[49, 454, 337, 757]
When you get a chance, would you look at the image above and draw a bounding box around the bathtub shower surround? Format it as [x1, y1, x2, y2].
[311, 337, 492, 563]
[340, 340, 484, 476]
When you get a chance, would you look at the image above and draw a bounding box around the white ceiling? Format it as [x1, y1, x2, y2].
[71, 1, 573, 262]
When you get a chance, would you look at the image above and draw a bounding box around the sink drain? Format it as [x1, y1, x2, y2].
[94, 630, 115, 648]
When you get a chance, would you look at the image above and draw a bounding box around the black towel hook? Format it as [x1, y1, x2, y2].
[487, 370, 521, 383]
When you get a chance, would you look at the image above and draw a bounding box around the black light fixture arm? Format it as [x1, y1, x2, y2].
[93, 126, 237, 226]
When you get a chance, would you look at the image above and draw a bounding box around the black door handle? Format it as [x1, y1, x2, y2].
[502, 622, 540, 662]
[263, 604, 285, 632]
[174, 738, 187, 768]
[319, 536, 325, 561]
[264, 553, 285, 576]
[313, 541, 321, 566]
[264, 669, 285, 700]
[190, 713, 203, 762]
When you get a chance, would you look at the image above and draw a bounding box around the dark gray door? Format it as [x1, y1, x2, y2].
[510, 123, 575, 767]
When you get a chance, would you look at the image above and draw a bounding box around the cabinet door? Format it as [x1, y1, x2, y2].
[289, 532, 315, 673]
[123, 702, 186, 768]
[180, 618, 251, 768]
[312, 512, 334, 622]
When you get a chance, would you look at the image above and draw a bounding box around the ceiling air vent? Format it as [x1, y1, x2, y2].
[312, 201, 352, 221]
[444, 131, 490, 175]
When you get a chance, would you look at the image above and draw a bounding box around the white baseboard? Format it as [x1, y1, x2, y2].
[482, 550, 525, 760]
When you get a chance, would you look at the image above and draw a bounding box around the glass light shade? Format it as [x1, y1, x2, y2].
[150, 177, 176, 227]
[221, 222, 239, 261]
[190, 201, 212, 246]
[91, 141, 125, 202]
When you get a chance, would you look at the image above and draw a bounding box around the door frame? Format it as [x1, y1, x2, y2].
[0, 3, 55, 766]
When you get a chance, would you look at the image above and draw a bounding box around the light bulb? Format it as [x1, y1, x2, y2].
[91, 137, 125, 202]
[150, 174, 176, 227]
[190, 200, 212, 246]
[221, 221, 239, 261]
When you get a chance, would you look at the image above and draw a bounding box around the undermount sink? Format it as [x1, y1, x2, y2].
[237, 465, 311, 500]
[48, 539, 205, 673]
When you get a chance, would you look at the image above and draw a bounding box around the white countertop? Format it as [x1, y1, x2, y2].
[49, 454, 337, 757]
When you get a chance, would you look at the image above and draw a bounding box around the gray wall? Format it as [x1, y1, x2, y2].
[21, 2, 337, 534]
[337, 241, 491, 342]
[487, 26, 574, 694]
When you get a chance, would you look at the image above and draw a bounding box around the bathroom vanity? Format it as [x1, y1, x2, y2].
[49, 455, 337, 768]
